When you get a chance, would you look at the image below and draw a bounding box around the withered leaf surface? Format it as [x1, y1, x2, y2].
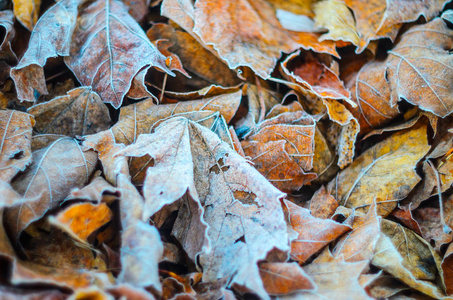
[386, 18, 453, 117]
[28, 87, 112, 137]
[327, 124, 430, 216]
[64, 0, 173, 108]
[191, 0, 337, 79]
[4, 137, 97, 240]
[345, 0, 449, 52]
[0, 110, 34, 182]
[118, 117, 289, 299]
[11, 0, 80, 102]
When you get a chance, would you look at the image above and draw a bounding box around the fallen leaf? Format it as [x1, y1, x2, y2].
[327, 124, 430, 216]
[64, 0, 173, 108]
[309, 185, 339, 219]
[189, 0, 337, 79]
[4, 137, 98, 242]
[371, 219, 445, 299]
[346, 61, 400, 136]
[11, 0, 80, 102]
[284, 199, 351, 264]
[28, 87, 112, 137]
[386, 17, 453, 117]
[0, 110, 34, 182]
[344, 0, 449, 52]
[12, 0, 41, 31]
[259, 262, 315, 295]
[313, 0, 360, 45]
[117, 117, 289, 299]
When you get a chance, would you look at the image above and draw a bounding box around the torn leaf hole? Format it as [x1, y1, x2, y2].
[233, 190, 257, 205]
[234, 235, 246, 244]
[10, 150, 24, 160]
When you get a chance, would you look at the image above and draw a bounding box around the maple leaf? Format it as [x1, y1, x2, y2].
[117, 117, 289, 298]
[64, 0, 173, 108]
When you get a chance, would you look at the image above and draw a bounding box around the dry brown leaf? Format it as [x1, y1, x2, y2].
[11, 0, 80, 102]
[0, 110, 34, 182]
[284, 199, 351, 264]
[123, 0, 151, 22]
[166, 0, 338, 79]
[4, 137, 98, 242]
[147, 23, 240, 87]
[371, 219, 445, 299]
[346, 61, 400, 136]
[309, 185, 339, 219]
[386, 18, 453, 117]
[313, 0, 360, 45]
[259, 262, 315, 295]
[242, 140, 316, 192]
[64, 0, 173, 108]
[441, 243, 453, 295]
[327, 124, 430, 216]
[117, 117, 289, 298]
[28, 87, 112, 137]
[344, 0, 449, 52]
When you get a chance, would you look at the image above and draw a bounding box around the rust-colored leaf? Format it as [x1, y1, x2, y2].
[259, 262, 315, 295]
[64, 0, 173, 108]
[284, 199, 351, 264]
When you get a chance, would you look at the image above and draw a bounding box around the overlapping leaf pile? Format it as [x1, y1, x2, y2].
[2, 0, 453, 299]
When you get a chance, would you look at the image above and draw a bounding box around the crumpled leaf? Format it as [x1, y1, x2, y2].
[11, 0, 80, 102]
[313, 0, 359, 45]
[4, 137, 98, 241]
[28, 87, 112, 137]
[284, 199, 351, 264]
[12, 0, 41, 31]
[327, 124, 430, 216]
[0, 110, 34, 182]
[344, 0, 449, 52]
[386, 17, 453, 117]
[164, 0, 337, 79]
[117, 117, 289, 299]
[64, 0, 173, 108]
[259, 262, 315, 295]
[116, 173, 163, 291]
